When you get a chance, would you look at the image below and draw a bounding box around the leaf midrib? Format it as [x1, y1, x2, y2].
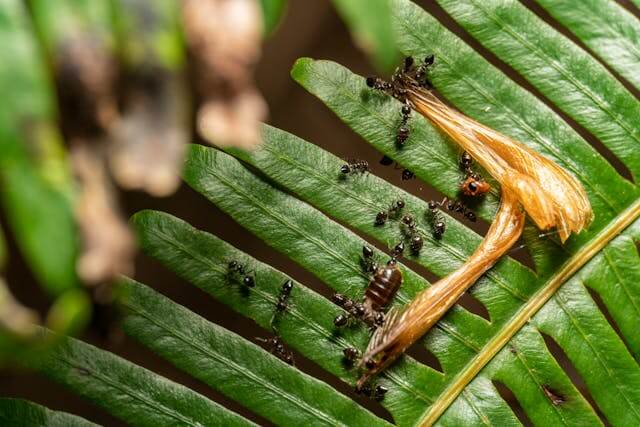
[51, 355, 202, 426]
[418, 197, 640, 426]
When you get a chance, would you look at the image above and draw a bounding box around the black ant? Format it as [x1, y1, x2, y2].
[380, 157, 415, 181]
[374, 199, 405, 226]
[340, 159, 369, 176]
[426, 201, 447, 240]
[397, 104, 411, 145]
[258, 336, 294, 365]
[402, 169, 415, 180]
[360, 245, 378, 273]
[227, 261, 255, 287]
[356, 382, 389, 401]
[366, 55, 435, 146]
[332, 293, 367, 327]
[343, 346, 361, 365]
[270, 279, 294, 330]
[440, 197, 477, 222]
[426, 197, 478, 239]
[379, 155, 394, 166]
[399, 214, 424, 255]
[275, 279, 293, 312]
[459, 152, 490, 197]
[380, 160, 416, 181]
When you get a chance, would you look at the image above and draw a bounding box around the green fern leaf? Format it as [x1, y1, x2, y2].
[18, 0, 640, 425]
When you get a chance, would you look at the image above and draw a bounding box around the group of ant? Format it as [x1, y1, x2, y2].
[224, 54, 491, 404]
[339, 52, 490, 249]
[341, 150, 487, 249]
[329, 54, 493, 397]
[330, 244, 404, 400]
[227, 261, 296, 366]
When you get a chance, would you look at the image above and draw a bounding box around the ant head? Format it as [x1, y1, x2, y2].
[424, 54, 435, 66]
[404, 56, 414, 71]
[362, 245, 374, 258]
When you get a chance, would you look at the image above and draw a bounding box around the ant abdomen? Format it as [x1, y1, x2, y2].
[363, 263, 403, 312]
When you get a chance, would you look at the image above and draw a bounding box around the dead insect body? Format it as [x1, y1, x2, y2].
[227, 261, 255, 287]
[362, 244, 404, 314]
[363, 261, 403, 315]
[258, 336, 294, 365]
[335, 246, 402, 329]
[340, 159, 369, 176]
[366, 55, 435, 146]
[275, 279, 294, 312]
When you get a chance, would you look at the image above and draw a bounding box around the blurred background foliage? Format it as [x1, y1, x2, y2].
[0, 0, 398, 387]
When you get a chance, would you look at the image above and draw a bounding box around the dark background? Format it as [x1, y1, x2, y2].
[1, 1, 639, 425]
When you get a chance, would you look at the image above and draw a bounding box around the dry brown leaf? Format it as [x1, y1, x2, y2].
[408, 88, 592, 242]
[359, 190, 525, 386]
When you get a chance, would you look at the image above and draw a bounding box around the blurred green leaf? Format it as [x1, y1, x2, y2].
[260, 0, 287, 36]
[112, 0, 185, 70]
[29, 0, 115, 57]
[0, 225, 6, 269]
[332, 0, 400, 72]
[0, 398, 97, 426]
[0, 0, 77, 295]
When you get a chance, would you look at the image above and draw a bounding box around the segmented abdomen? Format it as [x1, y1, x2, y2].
[364, 265, 403, 311]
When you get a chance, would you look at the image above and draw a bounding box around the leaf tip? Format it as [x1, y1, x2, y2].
[290, 57, 315, 82]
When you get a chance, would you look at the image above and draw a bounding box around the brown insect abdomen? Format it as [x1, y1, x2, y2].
[364, 264, 403, 311]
